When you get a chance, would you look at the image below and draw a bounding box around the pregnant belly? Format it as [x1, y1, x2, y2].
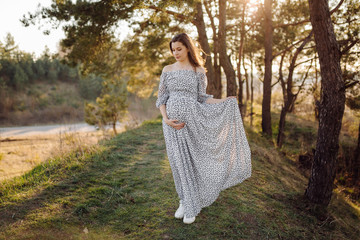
[166, 97, 195, 123]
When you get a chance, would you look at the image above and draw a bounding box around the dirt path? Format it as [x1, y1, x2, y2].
[0, 123, 98, 137]
[0, 123, 125, 181]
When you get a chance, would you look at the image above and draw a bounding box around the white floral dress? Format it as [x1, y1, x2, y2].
[156, 69, 252, 218]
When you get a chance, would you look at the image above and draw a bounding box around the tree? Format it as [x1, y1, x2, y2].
[203, 0, 222, 98]
[261, 0, 273, 136]
[219, 0, 237, 97]
[13, 64, 28, 90]
[85, 76, 128, 135]
[305, 0, 346, 205]
[276, 32, 313, 147]
[23, 0, 245, 100]
[193, 2, 220, 98]
[79, 74, 104, 100]
[1, 33, 17, 60]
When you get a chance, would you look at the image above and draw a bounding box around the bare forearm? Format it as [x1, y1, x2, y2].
[159, 104, 169, 120]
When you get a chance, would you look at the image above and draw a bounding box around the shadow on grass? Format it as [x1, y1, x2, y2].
[0, 118, 170, 239]
[1, 115, 359, 240]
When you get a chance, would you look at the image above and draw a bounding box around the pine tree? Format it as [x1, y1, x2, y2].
[85, 77, 128, 135]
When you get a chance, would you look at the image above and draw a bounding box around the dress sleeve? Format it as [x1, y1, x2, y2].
[155, 72, 169, 108]
[197, 72, 213, 103]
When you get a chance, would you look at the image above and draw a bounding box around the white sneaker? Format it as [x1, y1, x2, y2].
[183, 215, 196, 224]
[174, 202, 184, 219]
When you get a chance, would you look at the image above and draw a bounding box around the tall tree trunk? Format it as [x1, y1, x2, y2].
[219, 0, 237, 97]
[277, 53, 287, 147]
[237, 2, 247, 116]
[250, 53, 254, 127]
[112, 116, 117, 135]
[277, 32, 312, 147]
[242, 55, 249, 117]
[214, 57, 222, 98]
[194, 3, 217, 96]
[212, 27, 222, 99]
[262, 0, 273, 136]
[313, 57, 320, 121]
[244, 56, 250, 102]
[204, 0, 222, 98]
[237, 57, 244, 113]
[305, 0, 346, 205]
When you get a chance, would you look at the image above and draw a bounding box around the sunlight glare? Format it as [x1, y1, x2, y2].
[246, 0, 261, 14]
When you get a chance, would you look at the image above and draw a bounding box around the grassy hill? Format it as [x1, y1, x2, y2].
[0, 115, 359, 239]
[0, 81, 85, 126]
[0, 80, 159, 127]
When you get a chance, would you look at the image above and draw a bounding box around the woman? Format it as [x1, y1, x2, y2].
[156, 33, 251, 224]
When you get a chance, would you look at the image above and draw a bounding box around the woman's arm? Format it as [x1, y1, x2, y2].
[197, 68, 237, 104]
[159, 104, 169, 120]
[159, 104, 185, 130]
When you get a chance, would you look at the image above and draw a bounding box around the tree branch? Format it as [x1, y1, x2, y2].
[273, 0, 345, 28]
[147, 5, 194, 24]
[245, 15, 263, 34]
[271, 78, 280, 88]
[295, 59, 313, 96]
[272, 31, 313, 59]
[330, 0, 345, 14]
[279, 52, 286, 98]
[343, 80, 360, 90]
[204, 0, 217, 35]
[274, 19, 310, 29]
[294, 57, 317, 68]
[341, 39, 360, 56]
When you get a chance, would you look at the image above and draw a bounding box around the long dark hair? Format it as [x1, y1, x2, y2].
[169, 33, 206, 71]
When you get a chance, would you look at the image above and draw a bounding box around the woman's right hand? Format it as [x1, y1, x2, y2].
[164, 119, 185, 130]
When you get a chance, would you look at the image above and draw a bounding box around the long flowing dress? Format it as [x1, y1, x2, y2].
[155, 69, 252, 218]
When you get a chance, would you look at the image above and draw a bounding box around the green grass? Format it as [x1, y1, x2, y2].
[0, 115, 359, 239]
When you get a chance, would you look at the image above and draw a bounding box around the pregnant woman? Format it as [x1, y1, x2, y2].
[156, 33, 252, 224]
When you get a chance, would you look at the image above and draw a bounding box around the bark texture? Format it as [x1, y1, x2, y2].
[204, 0, 222, 99]
[237, 2, 247, 117]
[262, 0, 273, 135]
[219, 0, 237, 97]
[194, 3, 217, 97]
[305, 0, 346, 205]
[250, 53, 254, 127]
[277, 32, 312, 147]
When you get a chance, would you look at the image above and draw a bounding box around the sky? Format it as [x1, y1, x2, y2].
[0, 0, 130, 58]
[0, 0, 66, 57]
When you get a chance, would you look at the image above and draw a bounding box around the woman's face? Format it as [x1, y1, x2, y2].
[171, 41, 189, 62]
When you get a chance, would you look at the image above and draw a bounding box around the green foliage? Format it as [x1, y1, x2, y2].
[21, 0, 142, 69]
[13, 64, 28, 90]
[0, 34, 83, 106]
[85, 77, 128, 134]
[34, 59, 46, 79]
[78, 74, 103, 100]
[47, 68, 58, 83]
[20, 0, 194, 100]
